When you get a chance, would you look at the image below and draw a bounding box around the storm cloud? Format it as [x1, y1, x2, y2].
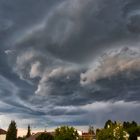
[0, 0, 140, 130]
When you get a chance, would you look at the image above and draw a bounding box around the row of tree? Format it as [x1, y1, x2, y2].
[6, 120, 31, 140]
[96, 120, 140, 140]
[6, 121, 80, 140]
[5, 120, 140, 140]
[36, 126, 80, 140]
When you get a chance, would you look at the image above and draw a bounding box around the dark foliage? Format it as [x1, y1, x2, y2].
[26, 125, 31, 138]
[6, 120, 17, 140]
[36, 133, 54, 140]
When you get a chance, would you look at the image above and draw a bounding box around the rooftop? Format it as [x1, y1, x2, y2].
[0, 128, 6, 135]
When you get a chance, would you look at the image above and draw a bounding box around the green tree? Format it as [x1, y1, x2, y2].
[96, 129, 101, 136]
[123, 121, 140, 140]
[113, 123, 126, 140]
[97, 123, 127, 140]
[36, 133, 54, 140]
[54, 126, 79, 140]
[26, 125, 31, 138]
[6, 120, 17, 140]
[131, 121, 137, 127]
[104, 120, 113, 129]
[97, 127, 115, 140]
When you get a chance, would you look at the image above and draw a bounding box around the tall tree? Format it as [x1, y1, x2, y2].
[6, 120, 17, 140]
[97, 123, 129, 140]
[36, 133, 54, 140]
[26, 125, 31, 138]
[54, 126, 79, 140]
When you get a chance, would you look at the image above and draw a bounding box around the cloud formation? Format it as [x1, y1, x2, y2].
[81, 47, 140, 85]
[0, 0, 140, 129]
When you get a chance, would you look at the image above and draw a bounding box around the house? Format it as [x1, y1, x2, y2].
[0, 128, 7, 140]
[81, 132, 96, 140]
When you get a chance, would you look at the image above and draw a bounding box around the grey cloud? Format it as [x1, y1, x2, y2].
[0, 75, 18, 97]
[80, 47, 140, 85]
[12, 0, 131, 62]
[80, 101, 140, 126]
[36, 101, 140, 127]
[127, 15, 140, 33]
[1, 0, 140, 128]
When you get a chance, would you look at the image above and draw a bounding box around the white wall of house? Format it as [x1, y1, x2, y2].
[0, 134, 6, 140]
[137, 137, 140, 140]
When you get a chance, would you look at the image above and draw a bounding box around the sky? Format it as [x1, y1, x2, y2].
[1, 0, 140, 135]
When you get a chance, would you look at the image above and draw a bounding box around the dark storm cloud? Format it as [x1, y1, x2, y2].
[12, 0, 127, 61]
[11, 0, 140, 62]
[37, 69, 140, 107]
[1, 0, 140, 128]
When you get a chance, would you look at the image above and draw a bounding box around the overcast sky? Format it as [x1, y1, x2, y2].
[1, 0, 140, 133]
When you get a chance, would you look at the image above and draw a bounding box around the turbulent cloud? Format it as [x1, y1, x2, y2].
[0, 75, 18, 97]
[1, 0, 140, 129]
[12, 0, 130, 62]
[81, 47, 140, 85]
[30, 61, 41, 78]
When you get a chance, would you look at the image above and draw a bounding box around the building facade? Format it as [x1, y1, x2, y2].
[0, 129, 7, 140]
[81, 132, 96, 140]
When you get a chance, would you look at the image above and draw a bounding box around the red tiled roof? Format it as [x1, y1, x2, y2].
[0, 129, 6, 135]
[82, 132, 92, 135]
[82, 132, 95, 137]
